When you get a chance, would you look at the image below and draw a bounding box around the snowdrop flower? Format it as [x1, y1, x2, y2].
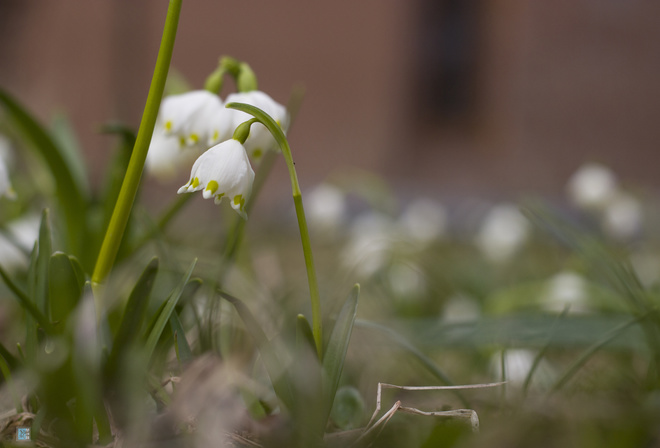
[342, 212, 394, 277]
[567, 163, 617, 210]
[387, 261, 426, 301]
[0, 214, 39, 272]
[542, 270, 590, 314]
[146, 131, 200, 181]
[398, 198, 448, 246]
[441, 294, 481, 323]
[307, 184, 347, 236]
[0, 155, 15, 199]
[225, 91, 288, 161]
[158, 90, 232, 147]
[490, 349, 555, 390]
[178, 139, 255, 219]
[475, 204, 530, 263]
[602, 192, 642, 240]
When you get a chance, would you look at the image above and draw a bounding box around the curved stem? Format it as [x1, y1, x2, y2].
[225, 101, 323, 358]
[92, 0, 182, 297]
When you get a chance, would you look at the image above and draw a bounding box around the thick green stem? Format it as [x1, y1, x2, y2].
[92, 0, 182, 297]
[226, 102, 323, 358]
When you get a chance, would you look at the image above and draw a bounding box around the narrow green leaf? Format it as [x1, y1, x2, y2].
[0, 264, 51, 331]
[25, 241, 39, 360]
[48, 252, 83, 331]
[322, 284, 359, 421]
[550, 311, 650, 393]
[170, 312, 193, 364]
[144, 259, 197, 362]
[68, 255, 87, 292]
[50, 112, 89, 194]
[0, 342, 18, 370]
[296, 314, 316, 355]
[219, 291, 294, 410]
[0, 89, 87, 256]
[106, 258, 159, 379]
[35, 209, 52, 317]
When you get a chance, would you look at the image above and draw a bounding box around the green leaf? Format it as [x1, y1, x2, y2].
[168, 279, 202, 365]
[48, 252, 83, 331]
[219, 291, 294, 410]
[322, 284, 359, 421]
[144, 259, 197, 362]
[106, 258, 159, 380]
[50, 112, 89, 194]
[0, 89, 87, 257]
[35, 209, 52, 317]
[0, 263, 51, 331]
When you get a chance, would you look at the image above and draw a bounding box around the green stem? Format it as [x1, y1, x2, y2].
[92, 0, 182, 296]
[225, 102, 323, 358]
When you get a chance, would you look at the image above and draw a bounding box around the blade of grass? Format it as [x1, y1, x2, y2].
[550, 311, 651, 393]
[48, 252, 83, 332]
[322, 284, 359, 422]
[106, 258, 159, 380]
[219, 290, 294, 410]
[355, 319, 468, 407]
[35, 209, 52, 317]
[0, 264, 52, 331]
[144, 259, 197, 362]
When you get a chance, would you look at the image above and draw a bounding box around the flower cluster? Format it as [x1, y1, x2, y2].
[147, 89, 288, 219]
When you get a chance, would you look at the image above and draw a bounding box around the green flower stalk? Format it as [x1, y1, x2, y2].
[226, 102, 323, 358]
[92, 0, 182, 306]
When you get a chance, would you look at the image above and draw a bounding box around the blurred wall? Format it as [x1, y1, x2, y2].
[1, 0, 659, 203]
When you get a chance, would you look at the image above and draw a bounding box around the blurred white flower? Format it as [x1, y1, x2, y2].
[307, 184, 347, 236]
[398, 199, 447, 246]
[475, 204, 530, 263]
[158, 90, 231, 147]
[602, 192, 642, 240]
[0, 214, 39, 272]
[490, 349, 555, 390]
[146, 131, 200, 182]
[567, 163, 617, 210]
[441, 294, 481, 323]
[178, 139, 255, 219]
[342, 212, 393, 277]
[387, 261, 426, 301]
[542, 270, 590, 314]
[225, 91, 289, 161]
[0, 155, 15, 200]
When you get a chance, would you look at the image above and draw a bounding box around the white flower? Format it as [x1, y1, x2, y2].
[342, 212, 394, 277]
[475, 204, 530, 263]
[441, 294, 481, 323]
[567, 163, 617, 210]
[307, 184, 347, 236]
[0, 155, 15, 199]
[146, 131, 201, 182]
[398, 199, 447, 246]
[177, 139, 255, 219]
[542, 270, 590, 314]
[602, 192, 642, 240]
[490, 349, 555, 390]
[387, 261, 426, 301]
[158, 90, 231, 147]
[225, 91, 289, 161]
[0, 214, 39, 272]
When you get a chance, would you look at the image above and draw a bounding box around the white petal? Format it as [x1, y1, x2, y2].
[225, 91, 289, 157]
[146, 131, 199, 182]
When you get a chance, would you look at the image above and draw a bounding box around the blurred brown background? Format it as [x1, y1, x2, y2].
[1, 0, 659, 202]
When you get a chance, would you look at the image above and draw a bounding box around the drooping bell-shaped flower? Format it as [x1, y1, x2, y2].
[158, 90, 232, 147]
[146, 130, 201, 181]
[225, 91, 289, 161]
[177, 139, 255, 219]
